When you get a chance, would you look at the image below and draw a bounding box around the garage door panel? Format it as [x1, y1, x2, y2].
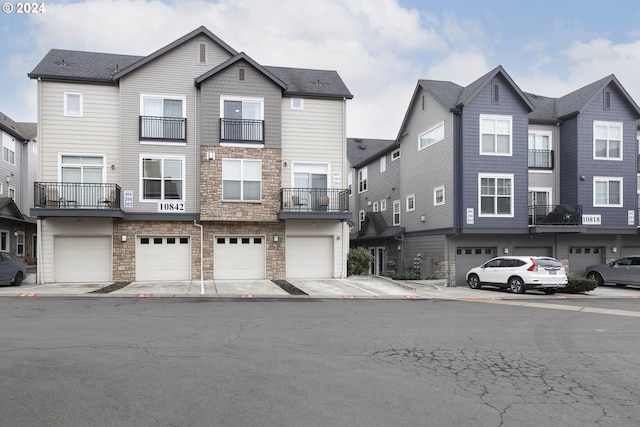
[136, 236, 191, 281]
[568, 247, 605, 275]
[454, 247, 496, 287]
[214, 236, 265, 280]
[287, 237, 333, 279]
[55, 236, 111, 282]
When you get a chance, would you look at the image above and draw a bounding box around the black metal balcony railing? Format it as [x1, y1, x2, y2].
[220, 118, 264, 142]
[529, 204, 582, 226]
[139, 116, 186, 141]
[280, 188, 349, 213]
[34, 182, 121, 209]
[528, 149, 554, 169]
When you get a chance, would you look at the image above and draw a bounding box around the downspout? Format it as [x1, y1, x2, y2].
[37, 78, 44, 285]
[341, 97, 348, 278]
[194, 220, 203, 294]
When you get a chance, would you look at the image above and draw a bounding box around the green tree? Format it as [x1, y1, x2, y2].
[347, 247, 374, 276]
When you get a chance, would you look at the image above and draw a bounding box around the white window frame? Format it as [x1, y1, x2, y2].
[140, 94, 187, 144]
[2, 133, 15, 165]
[348, 170, 353, 196]
[380, 199, 387, 211]
[478, 173, 514, 217]
[480, 114, 512, 156]
[434, 186, 445, 206]
[380, 156, 386, 173]
[222, 158, 262, 202]
[593, 121, 623, 161]
[391, 149, 400, 161]
[139, 155, 185, 202]
[406, 194, 415, 212]
[593, 177, 623, 207]
[291, 98, 304, 110]
[358, 167, 368, 193]
[359, 210, 365, 229]
[64, 92, 83, 117]
[373, 201, 379, 212]
[418, 122, 445, 150]
[392, 200, 401, 225]
[8, 187, 15, 200]
[16, 231, 24, 257]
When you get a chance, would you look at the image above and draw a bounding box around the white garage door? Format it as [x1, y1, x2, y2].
[136, 236, 191, 281]
[568, 247, 605, 275]
[54, 236, 111, 282]
[214, 236, 265, 279]
[286, 236, 334, 279]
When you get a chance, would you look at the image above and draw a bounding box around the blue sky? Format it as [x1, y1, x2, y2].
[1, 0, 640, 139]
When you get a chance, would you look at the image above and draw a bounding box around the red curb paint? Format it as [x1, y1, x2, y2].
[17, 293, 39, 297]
[403, 295, 422, 299]
[341, 295, 356, 299]
[239, 294, 255, 298]
[554, 296, 568, 299]
[135, 294, 154, 297]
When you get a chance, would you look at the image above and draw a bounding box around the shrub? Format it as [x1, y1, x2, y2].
[347, 247, 374, 276]
[562, 273, 598, 294]
[382, 271, 421, 280]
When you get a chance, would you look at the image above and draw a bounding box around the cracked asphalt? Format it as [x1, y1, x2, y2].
[0, 297, 638, 426]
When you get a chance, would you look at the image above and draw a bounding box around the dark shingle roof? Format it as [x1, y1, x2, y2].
[265, 66, 353, 99]
[0, 112, 36, 141]
[353, 212, 404, 241]
[347, 138, 396, 167]
[28, 49, 143, 83]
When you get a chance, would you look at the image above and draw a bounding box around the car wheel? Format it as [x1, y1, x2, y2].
[509, 277, 526, 294]
[586, 271, 604, 286]
[467, 274, 481, 289]
[12, 271, 23, 286]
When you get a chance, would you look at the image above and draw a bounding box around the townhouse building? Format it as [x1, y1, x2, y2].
[28, 26, 352, 284]
[350, 66, 640, 286]
[0, 112, 38, 261]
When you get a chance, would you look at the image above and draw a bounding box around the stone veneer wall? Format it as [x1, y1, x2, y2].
[112, 220, 286, 282]
[200, 146, 282, 222]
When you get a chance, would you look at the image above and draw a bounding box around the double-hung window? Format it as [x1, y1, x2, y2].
[480, 115, 512, 155]
[406, 194, 415, 212]
[594, 177, 622, 207]
[222, 159, 261, 201]
[594, 121, 622, 160]
[392, 200, 401, 225]
[479, 173, 513, 216]
[141, 157, 184, 201]
[380, 156, 386, 173]
[358, 167, 368, 193]
[418, 122, 444, 150]
[2, 133, 15, 165]
[141, 95, 186, 141]
[434, 186, 445, 206]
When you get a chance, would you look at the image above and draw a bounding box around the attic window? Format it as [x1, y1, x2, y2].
[421, 93, 426, 111]
[604, 90, 611, 110]
[199, 43, 206, 64]
[239, 68, 245, 81]
[492, 83, 500, 104]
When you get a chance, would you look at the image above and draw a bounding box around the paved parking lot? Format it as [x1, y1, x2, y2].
[1, 274, 640, 300]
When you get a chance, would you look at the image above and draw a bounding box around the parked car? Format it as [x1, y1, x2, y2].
[466, 256, 567, 294]
[0, 250, 26, 286]
[584, 256, 640, 287]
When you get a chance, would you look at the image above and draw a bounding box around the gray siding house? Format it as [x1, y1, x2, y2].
[29, 26, 352, 284]
[350, 66, 640, 286]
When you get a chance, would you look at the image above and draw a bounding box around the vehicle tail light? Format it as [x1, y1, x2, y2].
[527, 258, 539, 272]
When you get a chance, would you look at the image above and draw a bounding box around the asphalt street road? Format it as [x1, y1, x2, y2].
[1, 297, 639, 426]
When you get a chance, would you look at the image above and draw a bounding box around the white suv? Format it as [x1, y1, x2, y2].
[466, 256, 567, 294]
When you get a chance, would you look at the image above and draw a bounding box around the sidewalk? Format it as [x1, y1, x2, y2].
[3, 273, 638, 300]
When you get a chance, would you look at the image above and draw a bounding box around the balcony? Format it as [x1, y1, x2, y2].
[33, 182, 124, 218]
[220, 118, 264, 142]
[139, 116, 186, 141]
[529, 204, 585, 233]
[278, 188, 351, 220]
[528, 149, 554, 169]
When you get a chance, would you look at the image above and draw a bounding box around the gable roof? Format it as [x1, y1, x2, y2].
[28, 49, 143, 83]
[347, 138, 396, 168]
[195, 52, 287, 89]
[0, 112, 36, 141]
[0, 196, 26, 222]
[113, 26, 238, 80]
[555, 74, 640, 120]
[455, 65, 534, 111]
[353, 212, 404, 241]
